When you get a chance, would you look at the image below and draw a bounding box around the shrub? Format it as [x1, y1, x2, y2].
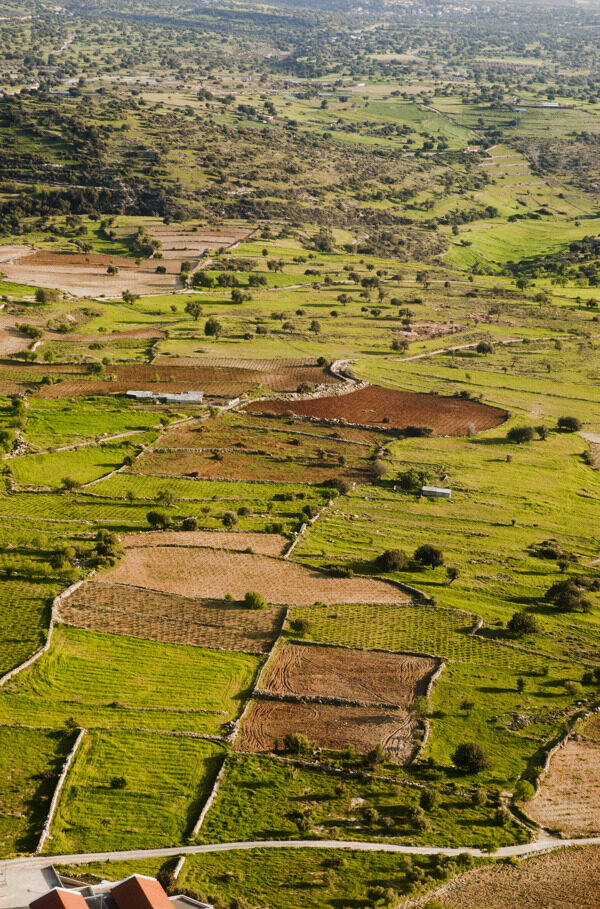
[452, 742, 489, 773]
[507, 611, 539, 635]
[324, 477, 352, 495]
[557, 416, 581, 432]
[283, 732, 313, 754]
[514, 779, 535, 802]
[420, 789, 439, 811]
[289, 618, 311, 636]
[371, 459, 388, 479]
[414, 544, 444, 568]
[222, 511, 238, 528]
[364, 743, 387, 768]
[110, 776, 127, 790]
[182, 516, 198, 531]
[244, 590, 267, 610]
[495, 807, 511, 826]
[507, 426, 535, 444]
[476, 341, 493, 354]
[147, 510, 171, 529]
[545, 577, 592, 613]
[408, 805, 428, 831]
[377, 549, 408, 571]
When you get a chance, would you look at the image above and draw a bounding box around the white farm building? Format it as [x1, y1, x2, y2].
[126, 390, 204, 404]
[421, 486, 451, 499]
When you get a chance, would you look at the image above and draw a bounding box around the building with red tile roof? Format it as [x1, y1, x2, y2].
[30, 889, 89, 909]
[111, 875, 173, 909]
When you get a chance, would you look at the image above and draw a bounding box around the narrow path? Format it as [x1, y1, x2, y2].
[4, 833, 600, 876]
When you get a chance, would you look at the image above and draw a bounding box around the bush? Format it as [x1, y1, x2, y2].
[476, 341, 493, 354]
[182, 516, 198, 531]
[408, 805, 428, 831]
[377, 549, 408, 571]
[222, 511, 238, 528]
[452, 742, 490, 773]
[147, 510, 171, 530]
[514, 779, 535, 803]
[324, 477, 352, 495]
[244, 590, 267, 610]
[420, 789, 439, 811]
[507, 611, 539, 635]
[507, 426, 535, 444]
[371, 459, 388, 479]
[283, 732, 313, 754]
[545, 577, 592, 613]
[557, 416, 581, 432]
[110, 776, 127, 790]
[414, 544, 443, 568]
[289, 618, 311, 636]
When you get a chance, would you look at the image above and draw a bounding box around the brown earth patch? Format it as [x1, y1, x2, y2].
[36, 360, 341, 398]
[2, 249, 185, 298]
[118, 530, 288, 557]
[146, 226, 252, 255]
[526, 715, 600, 836]
[260, 644, 436, 706]
[0, 314, 34, 357]
[236, 699, 417, 762]
[59, 580, 284, 653]
[104, 545, 407, 606]
[243, 385, 507, 436]
[404, 845, 600, 909]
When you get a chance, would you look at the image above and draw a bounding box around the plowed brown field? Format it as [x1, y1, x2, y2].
[2, 250, 185, 297]
[105, 545, 407, 605]
[404, 845, 600, 909]
[59, 580, 284, 653]
[259, 644, 436, 706]
[526, 715, 600, 835]
[237, 699, 417, 762]
[36, 360, 340, 398]
[243, 385, 507, 435]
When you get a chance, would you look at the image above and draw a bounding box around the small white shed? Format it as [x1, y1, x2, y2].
[421, 486, 451, 499]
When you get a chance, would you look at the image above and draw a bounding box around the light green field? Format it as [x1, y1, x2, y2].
[48, 728, 224, 853]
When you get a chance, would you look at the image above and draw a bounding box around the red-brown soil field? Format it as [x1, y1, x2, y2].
[243, 385, 507, 435]
[35, 359, 340, 398]
[59, 580, 285, 653]
[259, 644, 436, 706]
[404, 845, 600, 909]
[526, 715, 600, 835]
[236, 699, 418, 762]
[105, 544, 407, 605]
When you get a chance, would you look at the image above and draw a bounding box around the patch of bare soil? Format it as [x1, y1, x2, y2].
[526, 715, 600, 836]
[260, 644, 436, 706]
[104, 545, 407, 606]
[243, 385, 507, 436]
[237, 699, 418, 761]
[59, 580, 285, 653]
[118, 530, 288, 557]
[403, 845, 600, 909]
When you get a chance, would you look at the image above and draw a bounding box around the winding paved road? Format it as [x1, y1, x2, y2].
[3, 835, 600, 908]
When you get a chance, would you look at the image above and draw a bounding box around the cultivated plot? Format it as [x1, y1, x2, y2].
[103, 544, 407, 605]
[243, 385, 507, 435]
[259, 643, 437, 706]
[60, 580, 286, 654]
[526, 714, 600, 836]
[237, 700, 418, 763]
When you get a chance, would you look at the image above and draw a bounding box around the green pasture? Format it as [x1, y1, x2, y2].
[48, 728, 224, 853]
[0, 625, 261, 735]
[9, 440, 142, 488]
[200, 754, 526, 850]
[0, 725, 76, 856]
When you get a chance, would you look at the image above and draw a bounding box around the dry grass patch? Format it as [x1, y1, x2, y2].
[526, 715, 600, 836]
[104, 545, 406, 605]
[405, 846, 600, 909]
[119, 530, 288, 557]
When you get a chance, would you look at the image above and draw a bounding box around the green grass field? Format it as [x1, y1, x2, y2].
[47, 729, 225, 853]
[0, 625, 261, 735]
[0, 725, 76, 856]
